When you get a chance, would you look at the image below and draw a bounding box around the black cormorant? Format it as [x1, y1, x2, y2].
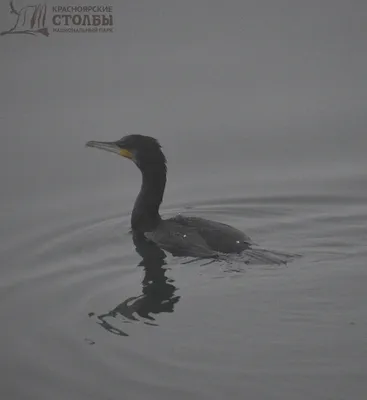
[86, 135, 298, 263]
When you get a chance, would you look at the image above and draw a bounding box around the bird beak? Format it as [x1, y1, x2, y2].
[86, 140, 133, 159]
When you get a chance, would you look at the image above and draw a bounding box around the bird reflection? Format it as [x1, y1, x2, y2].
[91, 232, 180, 337]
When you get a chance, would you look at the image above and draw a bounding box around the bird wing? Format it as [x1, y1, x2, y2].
[145, 222, 218, 258]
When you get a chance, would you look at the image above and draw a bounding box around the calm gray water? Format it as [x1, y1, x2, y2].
[1, 1, 367, 399]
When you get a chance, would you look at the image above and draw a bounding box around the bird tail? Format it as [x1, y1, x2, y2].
[180, 247, 301, 266]
[239, 247, 301, 265]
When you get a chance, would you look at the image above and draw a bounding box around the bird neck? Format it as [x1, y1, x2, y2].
[131, 163, 167, 232]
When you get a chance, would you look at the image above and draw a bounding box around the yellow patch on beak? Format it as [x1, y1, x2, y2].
[120, 149, 133, 159]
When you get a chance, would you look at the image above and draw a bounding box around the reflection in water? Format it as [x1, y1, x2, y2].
[91, 232, 180, 337]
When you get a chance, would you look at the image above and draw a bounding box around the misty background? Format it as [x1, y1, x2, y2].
[2, 1, 366, 208]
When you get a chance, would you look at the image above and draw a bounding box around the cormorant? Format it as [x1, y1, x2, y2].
[86, 135, 298, 263]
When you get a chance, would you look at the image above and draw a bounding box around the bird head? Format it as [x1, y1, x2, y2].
[86, 134, 166, 171]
